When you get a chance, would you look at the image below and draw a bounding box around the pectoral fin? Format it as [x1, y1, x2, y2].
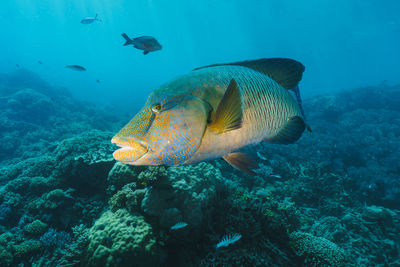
[223, 152, 258, 175]
[266, 116, 306, 144]
[208, 78, 243, 134]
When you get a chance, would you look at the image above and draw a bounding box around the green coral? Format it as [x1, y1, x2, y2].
[289, 231, 348, 266]
[28, 189, 73, 210]
[13, 240, 43, 259]
[137, 166, 167, 185]
[0, 247, 13, 266]
[58, 224, 90, 266]
[107, 162, 138, 194]
[24, 219, 48, 236]
[85, 209, 161, 267]
[108, 183, 145, 212]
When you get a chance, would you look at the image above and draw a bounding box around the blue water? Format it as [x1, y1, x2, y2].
[1, 0, 399, 111]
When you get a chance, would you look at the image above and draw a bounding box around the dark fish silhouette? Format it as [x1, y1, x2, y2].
[81, 14, 101, 24]
[65, 65, 86, 71]
[38, 60, 43, 64]
[96, 79, 100, 83]
[121, 33, 162, 55]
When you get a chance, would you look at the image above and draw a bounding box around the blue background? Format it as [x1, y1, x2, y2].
[1, 0, 399, 112]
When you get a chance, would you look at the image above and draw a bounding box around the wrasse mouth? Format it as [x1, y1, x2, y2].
[111, 137, 149, 164]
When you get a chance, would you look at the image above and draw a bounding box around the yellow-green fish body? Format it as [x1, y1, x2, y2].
[112, 58, 308, 174]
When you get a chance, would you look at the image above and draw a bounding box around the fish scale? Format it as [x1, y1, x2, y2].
[112, 58, 307, 172]
[185, 65, 303, 164]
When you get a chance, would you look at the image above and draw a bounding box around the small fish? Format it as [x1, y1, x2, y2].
[81, 14, 101, 24]
[256, 151, 267, 160]
[170, 222, 188, 230]
[269, 173, 282, 179]
[96, 79, 100, 83]
[216, 233, 242, 249]
[38, 60, 43, 65]
[121, 33, 162, 55]
[65, 65, 86, 71]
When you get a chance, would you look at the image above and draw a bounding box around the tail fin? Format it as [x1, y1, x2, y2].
[293, 85, 312, 132]
[95, 13, 102, 22]
[121, 33, 133, 46]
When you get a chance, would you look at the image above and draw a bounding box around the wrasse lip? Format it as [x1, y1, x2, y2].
[111, 137, 150, 152]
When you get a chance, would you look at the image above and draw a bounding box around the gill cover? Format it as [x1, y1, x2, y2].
[113, 94, 209, 166]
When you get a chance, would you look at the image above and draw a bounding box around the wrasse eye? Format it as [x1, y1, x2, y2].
[151, 103, 162, 113]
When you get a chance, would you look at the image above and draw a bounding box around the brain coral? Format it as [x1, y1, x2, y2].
[85, 209, 161, 267]
[140, 162, 225, 229]
[289, 231, 348, 266]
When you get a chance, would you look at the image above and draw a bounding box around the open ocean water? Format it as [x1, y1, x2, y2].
[0, 1, 399, 266]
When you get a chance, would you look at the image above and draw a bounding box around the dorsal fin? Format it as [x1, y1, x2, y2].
[208, 78, 243, 134]
[194, 58, 305, 90]
[266, 116, 306, 144]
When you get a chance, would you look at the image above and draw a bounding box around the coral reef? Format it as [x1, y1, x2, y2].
[85, 209, 161, 267]
[289, 231, 348, 266]
[0, 69, 399, 266]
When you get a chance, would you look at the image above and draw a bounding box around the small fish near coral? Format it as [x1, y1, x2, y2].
[216, 233, 242, 249]
[121, 33, 162, 55]
[170, 222, 188, 230]
[112, 58, 311, 175]
[65, 65, 86, 71]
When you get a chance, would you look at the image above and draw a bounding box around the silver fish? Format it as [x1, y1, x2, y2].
[121, 33, 162, 55]
[81, 14, 101, 24]
[65, 65, 86, 71]
[257, 151, 267, 161]
[269, 173, 282, 179]
[216, 233, 242, 249]
[170, 222, 188, 230]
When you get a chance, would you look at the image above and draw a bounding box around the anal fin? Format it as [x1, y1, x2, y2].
[266, 116, 306, 144]
[223, 152, 258, 175]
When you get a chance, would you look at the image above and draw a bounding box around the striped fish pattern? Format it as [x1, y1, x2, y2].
[112, 58, 309, 174]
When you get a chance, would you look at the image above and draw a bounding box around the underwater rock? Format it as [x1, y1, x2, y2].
[57, 224, 90, 266]
[309, 216, 348, 244]
[86, 209, 161, 267]
[107, 162, 138, 194]
[140, 162, 225, 228]
[109, 183, 144, 213]
[52, 130, 115, 195]
[14, 240, 43, 259]
[40, 228, 71, 249]
[0, 69, 55, 97]
[362, 205, 394, 227]
[6, 88, 54, 123]
[160, 208, 183, 229]
[289, 231, 348, 266]
[0, 249, 13, 266]
[29, 189, 73, 210]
